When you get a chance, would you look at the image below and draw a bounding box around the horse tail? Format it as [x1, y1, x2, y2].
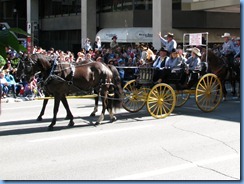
[108, 65, 123, 110]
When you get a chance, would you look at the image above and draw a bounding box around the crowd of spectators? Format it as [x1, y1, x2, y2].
[0, 32, 240, 100]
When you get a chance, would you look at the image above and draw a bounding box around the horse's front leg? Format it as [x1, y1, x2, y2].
[37, 99, 48, 121]
[96, 90, 107, 125]
[48, 95, 61, 130]
[61, 96, 74, 127]
[90, 90, 99, 117]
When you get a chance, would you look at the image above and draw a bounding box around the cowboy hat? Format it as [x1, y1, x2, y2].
[112, 35, 117, 40]
[159, 47, 169, 54]
[164, 32, 174, 38]
[192, 47, 201, 57]
[221, 33, 231, 38]
[235, 37, 240, 41]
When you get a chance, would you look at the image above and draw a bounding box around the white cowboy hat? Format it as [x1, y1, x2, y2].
[235, 37, 240, 41]
[164, 32, 174, 38]
[221, 33, 231, 38]
[192, 47, 201, 57]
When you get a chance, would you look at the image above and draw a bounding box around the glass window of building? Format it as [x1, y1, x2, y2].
[41, 0, 81, 18]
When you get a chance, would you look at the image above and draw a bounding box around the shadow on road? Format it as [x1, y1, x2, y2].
[0, 98, 240, 137]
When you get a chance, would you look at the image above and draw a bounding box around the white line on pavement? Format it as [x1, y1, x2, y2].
[112, 154, 240, 180]
[2, 105, 41, 110]
[28, 124, 153, 143]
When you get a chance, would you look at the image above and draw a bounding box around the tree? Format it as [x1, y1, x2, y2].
[0, 28, 28, 58]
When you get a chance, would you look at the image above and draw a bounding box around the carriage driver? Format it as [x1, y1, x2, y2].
[152, 47, 169, 82]
[154, 48, 183, 84]
[158, 32, 177, 53]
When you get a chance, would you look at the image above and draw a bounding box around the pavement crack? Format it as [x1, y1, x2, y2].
[171, 124, 238, 154]
[161, 146, 239, 180]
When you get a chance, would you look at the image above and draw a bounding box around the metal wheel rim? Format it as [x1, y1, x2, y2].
[147, 83, 176, 119]
[122, 80, 147, 112]
[196, 74, 223, 112]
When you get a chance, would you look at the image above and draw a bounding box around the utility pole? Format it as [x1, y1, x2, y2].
[27, 0, 32, 55]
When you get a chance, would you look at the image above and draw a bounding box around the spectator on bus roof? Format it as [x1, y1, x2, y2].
[84, 38, 92, 53]
[110, 35, 119, 51]
[93, 36, 102, 51]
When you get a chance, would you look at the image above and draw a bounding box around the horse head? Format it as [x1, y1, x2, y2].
[17, 53, 52, 83]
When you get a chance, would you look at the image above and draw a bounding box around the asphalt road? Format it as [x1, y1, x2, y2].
[0, 94, 241, 180]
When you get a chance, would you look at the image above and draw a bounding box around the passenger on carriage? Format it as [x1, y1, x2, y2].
[153, 48, 183, 84]
[180, 47, 202, 89]
[185, 47, 202, 74]
[158, 32, 177, 53]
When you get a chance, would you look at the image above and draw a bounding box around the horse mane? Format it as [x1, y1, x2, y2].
[206, 49, 224, 67]
[31, 53, 52, 71]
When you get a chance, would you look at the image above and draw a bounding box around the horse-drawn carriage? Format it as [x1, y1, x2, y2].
[122, 66, 223, 118]
[122, 32, 223, 118]
[16, 32, 224, 129]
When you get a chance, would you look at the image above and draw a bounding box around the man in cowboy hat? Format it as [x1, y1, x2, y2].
[152, 47, 170, 83]
[220, 32, 235, 69]
[185, 47, 202, 72]
[110, 35, 119, 50]
[158, 32, 177, 54]
[177, 47, 202, 89]
[221, 33, 235, 56]
[234, 37, 240, 58]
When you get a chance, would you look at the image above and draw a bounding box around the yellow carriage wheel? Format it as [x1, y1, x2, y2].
[175, 91, 190, 107]
[196, 74, 223, 112]
[147, 83, 176, 119]
[122, 80, 148, 112]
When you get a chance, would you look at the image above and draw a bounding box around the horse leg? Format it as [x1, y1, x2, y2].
[96, 91, 107, 125]
[90, 94, 98, 117]
[48, 95, 61, 130]
[231, 78, 236, 96]
[222, 81, 228, 101]
[107, 97, 117, 123]
[37, 99, 48, 121]
[60, 96, 74, 127]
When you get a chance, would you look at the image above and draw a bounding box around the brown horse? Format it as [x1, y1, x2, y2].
[202, 49, 236, 100]
[16, 55, 74, 122]
[17, 53, 123, 130]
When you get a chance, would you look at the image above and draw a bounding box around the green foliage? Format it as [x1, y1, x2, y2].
[0, 55, 6, 67]
[0, 28, 28, 58]
[11, 57, 20, 67]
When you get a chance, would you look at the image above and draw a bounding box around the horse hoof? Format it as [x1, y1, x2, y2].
[110, 116, 117, 123]
[95, 121, 101, 126]
[64, 116, 71, 120]
[48, 126, 54, 131]
[36, 116, 43, 121]
[90, 113, 96, 117]
[68, 121, 74, 127]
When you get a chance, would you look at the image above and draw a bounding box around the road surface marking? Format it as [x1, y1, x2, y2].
[28, 124, 153, 143]
[112, 154, 239, 180]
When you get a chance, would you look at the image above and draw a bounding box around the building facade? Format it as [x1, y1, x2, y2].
[0, 0, 240, 53]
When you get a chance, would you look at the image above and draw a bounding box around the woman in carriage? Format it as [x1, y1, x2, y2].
[181, 47, 202, 89]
